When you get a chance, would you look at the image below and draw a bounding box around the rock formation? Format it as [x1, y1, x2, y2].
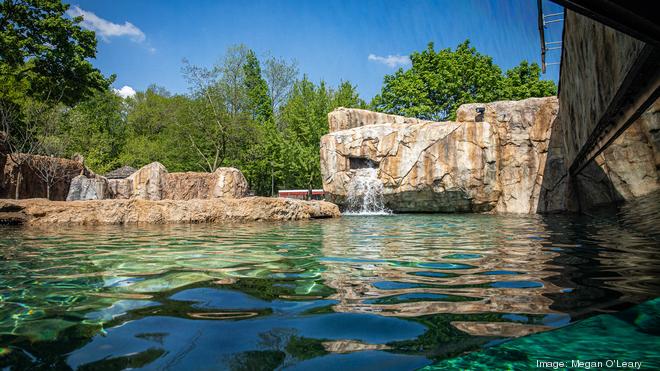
[457, 98, 557, 213]
[535, 10, 659, 212]
[66, 175, 112, 201]
[108, 178, 132, 199]
[65, 162, 250, 201]
[539, 98, 660, 212]
[0, 197, 339, 225]
[322, 97, 558, 213]
[104, 165, 137, 179]
[165, 167, 249, 200]
[0, 153, 86, 200]
[128, 161, 168, 200]
[322, 96, 659, 214]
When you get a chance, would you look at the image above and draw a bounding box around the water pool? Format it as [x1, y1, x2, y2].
[1, 200, 659, 370]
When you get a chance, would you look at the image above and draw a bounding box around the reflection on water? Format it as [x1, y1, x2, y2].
[1, 192, 659, 369]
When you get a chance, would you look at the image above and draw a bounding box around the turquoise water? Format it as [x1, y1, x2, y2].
[423, 298, 660, 370]
[1, 197, 659, 370]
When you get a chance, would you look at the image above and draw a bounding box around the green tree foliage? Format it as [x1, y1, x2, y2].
[371, 40, 557, 120]
[117, 86, 197, 172]
[501, 60, 557, 100]
[244, 50, 274, 124]
[62, 90, 125, 173]
[0, 0, 111, 185]
[180, 46, 256, 172]
[279, 78, 365, 193]
[0, 0, 111, 105]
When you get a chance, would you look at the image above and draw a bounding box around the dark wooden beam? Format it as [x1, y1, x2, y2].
[550, 0, 660, 47]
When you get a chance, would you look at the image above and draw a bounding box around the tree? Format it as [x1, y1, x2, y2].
[1, 98, 38, 198]
[118, 86, 197, 172]
[371, 40, 557, 120]
[62, 90, 125, 173]
[181, 46, 256, 172]
[333, 80, 366, 109]
[244, 50, 273, 124]
[24, 100, 69, 200]
[0, 0, 111, 105]
[501, 61, 557, 100]
[0, 0, 111, 189]
[263, 55, 298, 116]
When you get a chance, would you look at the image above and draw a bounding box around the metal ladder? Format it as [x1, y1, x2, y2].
[537, 0, 563, 73]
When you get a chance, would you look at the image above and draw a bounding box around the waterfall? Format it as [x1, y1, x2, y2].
[345, 167, 390, 215]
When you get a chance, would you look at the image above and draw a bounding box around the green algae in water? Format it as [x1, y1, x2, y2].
[422, 298, 660, 370]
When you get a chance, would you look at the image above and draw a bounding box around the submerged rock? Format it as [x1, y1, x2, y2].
[0, 197, 340, 225]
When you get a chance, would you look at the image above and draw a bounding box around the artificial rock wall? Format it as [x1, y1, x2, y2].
[321, 96, 659, 214]
[538, 9, 659, 212]
[67, 162, 249, 201]
[321, 98, 558, 213]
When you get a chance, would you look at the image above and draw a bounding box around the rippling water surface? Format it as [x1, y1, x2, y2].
[1, 196, 659, 370]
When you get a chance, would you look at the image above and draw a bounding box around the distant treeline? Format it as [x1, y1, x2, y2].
[1, 0, 556, 195]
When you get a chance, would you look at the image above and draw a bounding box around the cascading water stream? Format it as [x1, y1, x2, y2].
[345, 167, 390, 215]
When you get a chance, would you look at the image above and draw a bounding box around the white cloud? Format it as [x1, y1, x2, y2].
[368, 54, 411, 68]
[113, 86, 137, 98]
[67, 6, 145, 43]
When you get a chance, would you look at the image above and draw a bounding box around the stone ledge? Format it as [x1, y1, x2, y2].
[0, 197, 340, 225]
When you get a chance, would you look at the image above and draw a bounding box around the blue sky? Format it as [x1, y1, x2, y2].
[70, 0, 563, 100]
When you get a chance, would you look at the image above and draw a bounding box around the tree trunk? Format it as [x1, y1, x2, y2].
[46, 184, 50, 200]
[270, 162, 274, 197]
[307, 182, 312, 201]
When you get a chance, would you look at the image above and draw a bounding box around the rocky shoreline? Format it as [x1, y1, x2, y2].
[0, 197, 340, 225]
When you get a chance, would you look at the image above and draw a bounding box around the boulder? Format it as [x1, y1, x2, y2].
[164, 167, 248, 200]
[321, 97, 558, 213]
[212, 167, 249, 198]
[66, 175, 112, 201]
[328, 107, 436, 133]
[127, 162, 168, 200]
[104, 165, 137, 179]
[106, 162, 249, 201]
[457, 98, 558, 213]
[108, 178, 132, 199]
[165, 172, 217, 200]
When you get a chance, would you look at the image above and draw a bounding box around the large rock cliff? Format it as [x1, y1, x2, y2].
[321, 96, 659, 214]
[321, 97, 558, 213]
